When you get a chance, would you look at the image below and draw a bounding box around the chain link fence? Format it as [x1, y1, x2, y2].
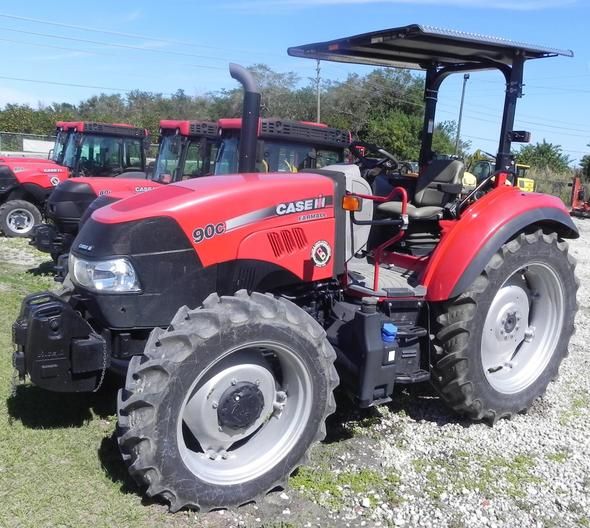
[0, 131, 57, 158]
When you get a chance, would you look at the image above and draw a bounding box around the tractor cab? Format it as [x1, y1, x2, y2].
[151, 120, 219, 183]
[215, 118, 349, 174]
[55, 121, 148, 178]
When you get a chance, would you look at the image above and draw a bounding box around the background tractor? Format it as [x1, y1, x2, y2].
[463, 150, 534, 193]
[30, 119, 219, 261]
[569, 175, 590, 218]
[13, 25, 577, 512]
[0, 121, 148, 237]
[32, 116, 349, 263]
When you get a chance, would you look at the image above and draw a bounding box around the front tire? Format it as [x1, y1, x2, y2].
[117, 290, 338, 511]
[431, 230, 578, 423]
[0, 199, 42, 237]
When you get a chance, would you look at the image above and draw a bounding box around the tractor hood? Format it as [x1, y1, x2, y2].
[67, 176, 161, 198]
[0, 158, 69, 189]
[72, 171, 341, 329]
[47, 177, 161, 231]
[82, 172, 337, 268]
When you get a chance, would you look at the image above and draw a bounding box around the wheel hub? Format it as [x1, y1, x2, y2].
[217, 381, 265, 430]
[503, 311, 518, 334]
[7, 209, 34, 233]
[481, 263, 565, 394]
[181, 354, 277, 455]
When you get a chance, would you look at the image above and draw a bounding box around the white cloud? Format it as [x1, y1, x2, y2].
[230, 0, 576, 10]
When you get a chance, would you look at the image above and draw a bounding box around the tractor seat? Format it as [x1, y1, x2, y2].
[377, 160, 464, 221]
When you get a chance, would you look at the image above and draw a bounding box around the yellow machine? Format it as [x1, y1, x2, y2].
[463, 158, 535, 192]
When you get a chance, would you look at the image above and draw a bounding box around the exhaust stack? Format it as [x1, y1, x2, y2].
[229, 63, 261, 173]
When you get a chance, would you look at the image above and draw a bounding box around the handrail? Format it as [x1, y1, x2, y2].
[346, 186, 410, 292]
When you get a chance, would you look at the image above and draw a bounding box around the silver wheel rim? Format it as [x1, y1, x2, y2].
[481, 262, 565, 394]
[7, 208, 35, 234]
[177, 341, 313, 486]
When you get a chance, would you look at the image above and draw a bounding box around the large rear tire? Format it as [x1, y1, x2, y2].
[117, 290, 338, 511]
[0, 199, 42, 237]
[431, 230, 578, 423]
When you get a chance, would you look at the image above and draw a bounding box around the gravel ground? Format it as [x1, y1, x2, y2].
[2, 219, 589, 528]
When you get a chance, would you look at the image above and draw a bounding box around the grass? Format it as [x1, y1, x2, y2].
[559, 389, 590, 425]
[291, 466, 401, 509]
[546, 450, 570, 464]
[0, 248, 172, 528]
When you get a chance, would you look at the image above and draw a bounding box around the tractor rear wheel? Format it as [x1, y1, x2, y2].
[0, 200, 42, 237]
[117, 290, 338, 511]
[431, 230, 578, 423]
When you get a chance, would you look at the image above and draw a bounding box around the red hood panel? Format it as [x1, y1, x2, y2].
[73, 176, 161, 197]
[3, 158, 69, 188]
[92, 172, 337, 280]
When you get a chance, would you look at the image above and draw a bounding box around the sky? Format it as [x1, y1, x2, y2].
[0, 0, 588, 163]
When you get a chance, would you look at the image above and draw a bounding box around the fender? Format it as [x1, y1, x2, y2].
[422, 186, 578, 302]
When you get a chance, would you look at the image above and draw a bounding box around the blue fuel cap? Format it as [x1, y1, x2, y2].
[382, 322, 398, 343]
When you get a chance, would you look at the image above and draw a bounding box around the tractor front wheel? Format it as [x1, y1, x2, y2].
[432, 230, 578, 423]
[0, 200, 42, 237]
[117, 290, 338, 511]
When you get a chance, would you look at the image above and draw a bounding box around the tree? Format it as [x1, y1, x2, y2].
[432, 121, 471, 158]
[517, 140, 572, 173]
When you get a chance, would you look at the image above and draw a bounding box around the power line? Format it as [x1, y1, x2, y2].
[0, 26, 240, 62]
[0, 12, 325, 74]
[0, 12, 287, 58]
[0, 74, 180, 96]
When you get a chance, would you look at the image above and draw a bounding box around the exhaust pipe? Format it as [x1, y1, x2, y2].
[229, 63, 261, 173]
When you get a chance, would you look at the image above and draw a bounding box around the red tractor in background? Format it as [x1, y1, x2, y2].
[569, 176, 590, 218]
[31, 115, 349, 262]
[0, 121, 148, 237]
[30, 119, 220, 261]
[13, 27, 577, 512]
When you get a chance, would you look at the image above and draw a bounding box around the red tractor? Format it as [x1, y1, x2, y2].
[0, 121, 149, 237]
[13, 27, 577, 512]
[569, 176, 590, 218]
[30, 119, 220, 260]
[31, 115, 349, 262]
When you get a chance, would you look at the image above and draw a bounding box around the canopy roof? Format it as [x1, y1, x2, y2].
[287, 25, 573, 71]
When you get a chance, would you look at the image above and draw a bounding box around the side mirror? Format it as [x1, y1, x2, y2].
[47, 148, 54, 160]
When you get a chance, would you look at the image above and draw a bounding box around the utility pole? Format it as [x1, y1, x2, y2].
[316, 59, 321, 123]
[454, 73, 470, 156]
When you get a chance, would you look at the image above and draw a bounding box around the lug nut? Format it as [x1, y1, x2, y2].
[212, 401, 218, 409]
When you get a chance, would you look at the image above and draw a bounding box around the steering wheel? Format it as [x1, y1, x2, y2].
[350, 140, 400, 171]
